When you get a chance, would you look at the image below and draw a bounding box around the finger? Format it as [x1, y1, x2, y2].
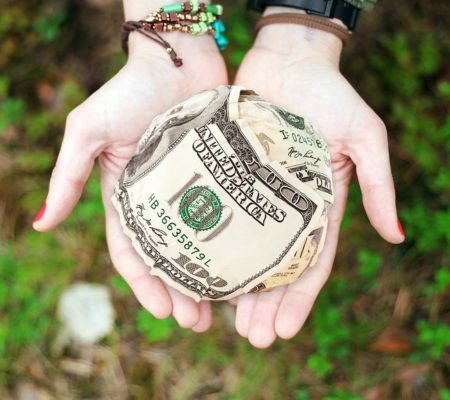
[275, 220, 340, 339]
[235, 293, 258, 338]
[33, 108, 104, 232]
[247, 285, 287, 349]
[228, 298, 238, 306]
[192, 301, 213, 333]
[101, 167, 172, 319]
[349, 118, 404, 244]
[167, 286, 201, 329]
[275, 169, 351, 339]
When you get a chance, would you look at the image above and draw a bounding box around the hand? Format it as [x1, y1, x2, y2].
[232, 10, 405, 348]
[32, 31, 227, 331]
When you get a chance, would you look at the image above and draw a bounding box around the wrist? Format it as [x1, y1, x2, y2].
[254, 7, 343, 66]
[123, 0, 219, 58]
[127, 31, 218, 59]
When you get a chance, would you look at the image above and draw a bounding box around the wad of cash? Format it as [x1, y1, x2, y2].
[112, 85, 333, 301]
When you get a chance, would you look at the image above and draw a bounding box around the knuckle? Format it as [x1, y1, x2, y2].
[372, 117, 388, 139]
[65, 107, 90, 139]
[65, 108, 83, 130]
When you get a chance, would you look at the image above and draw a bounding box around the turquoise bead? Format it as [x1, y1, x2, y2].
[215, 34, 228, 51]
[212, 19, 225, 33]
[162, 3, 183, 12]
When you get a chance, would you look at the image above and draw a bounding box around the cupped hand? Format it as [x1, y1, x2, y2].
[32, 32, 227, 332]
[232, 15, 405, 348]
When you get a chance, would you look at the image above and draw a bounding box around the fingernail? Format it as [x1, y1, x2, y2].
[33, 203, 46, 223]
[397, 219, 405, 237]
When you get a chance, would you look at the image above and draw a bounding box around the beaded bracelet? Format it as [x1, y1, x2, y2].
[121, 1, 227, 67]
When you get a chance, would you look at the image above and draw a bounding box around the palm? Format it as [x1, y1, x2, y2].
[232, 46, 403, 347]
[35, 49, 227, 330]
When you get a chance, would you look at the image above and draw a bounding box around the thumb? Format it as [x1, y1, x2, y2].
[349, 118, 405, 244]
[32, 109, 104, 232]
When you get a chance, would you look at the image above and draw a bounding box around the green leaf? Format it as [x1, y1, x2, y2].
[435, 267, 450, 294]
[437, 81, 450, 101]
[32, 10, 67, 42]
[137, 310, 177, 342]
[416, 320, 450, 359]
[440, 388, 450, 400]
[0, 98, 25, 132]
[357, 249, 382, 281]
[307, 353, 333, 378]
[109, 276, 131, 296]
[418, 34, 440, 75]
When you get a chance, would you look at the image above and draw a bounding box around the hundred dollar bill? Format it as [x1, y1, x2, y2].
[112, 119, 324, 301]
[124, 85, 241, 187]
[251, 215, 328, 292]
[112, 85, 333, 300]
[243, 117, 333, 205]
[230, 95, 334, 290]
[228, 97, 333, 291]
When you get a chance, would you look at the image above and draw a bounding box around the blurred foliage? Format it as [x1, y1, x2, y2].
[0, 0, 449, 398]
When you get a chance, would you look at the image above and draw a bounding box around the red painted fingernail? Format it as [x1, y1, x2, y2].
[33, 203, 46, 223]
[397, 219, 405, 237]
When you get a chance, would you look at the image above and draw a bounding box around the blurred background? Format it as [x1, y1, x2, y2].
[0, 0, 449, 398]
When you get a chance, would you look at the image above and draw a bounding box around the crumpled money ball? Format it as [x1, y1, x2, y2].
[112, 85, 333, 301]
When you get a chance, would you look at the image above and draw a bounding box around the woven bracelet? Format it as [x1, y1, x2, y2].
[121, 1, 227, 67]
[255, 13, 350, 44]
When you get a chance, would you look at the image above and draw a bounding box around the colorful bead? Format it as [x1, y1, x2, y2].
[183, 1, 191, 10]
[169, 12, 178, 21]
[191, 23, 201, 35]
[206, 4, 223, 15]
[200, 3, 206, 12]
[198, 21, 208, 34]
[199, 12, 207, 22]
[215, 34, 228, 50]
[155, 22, 164, 32]
[191, 0, 199, 13]
[212, 19, 225, 33]
[162, 3, 183, 13]
[206, 12, 215, 23]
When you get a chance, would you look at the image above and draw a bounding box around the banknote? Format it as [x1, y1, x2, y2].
[243, 117, 333, 205]
[124, 85, 241, 187]
[112, 85, 333, 300]
[112, 118, 324, 300]
[251, 215, 328, 291]
[230, 95, 333, 290]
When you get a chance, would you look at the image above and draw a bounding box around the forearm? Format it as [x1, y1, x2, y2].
[122, 0, 217, 57]
[255, 6, 344, 66]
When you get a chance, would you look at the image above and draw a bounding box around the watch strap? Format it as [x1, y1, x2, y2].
[247, 0, 360, 31]
[255, 12, 350, 43]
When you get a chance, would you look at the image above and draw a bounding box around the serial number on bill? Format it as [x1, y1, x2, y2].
[148, 195, 212, 267]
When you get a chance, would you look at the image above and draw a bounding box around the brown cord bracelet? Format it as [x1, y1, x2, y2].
[121, 21, 183, 67]
[255, 13, 350, 44]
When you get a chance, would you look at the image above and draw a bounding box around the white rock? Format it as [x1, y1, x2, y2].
[58, 282, 115, 344]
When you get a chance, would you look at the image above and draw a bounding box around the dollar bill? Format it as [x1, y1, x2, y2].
[112, 118, 324, 301]
[244, 117, 333, 204]
[251, 215, 328, 291]
[112, 85, 333, 300]
[124, 85, 241, 187]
